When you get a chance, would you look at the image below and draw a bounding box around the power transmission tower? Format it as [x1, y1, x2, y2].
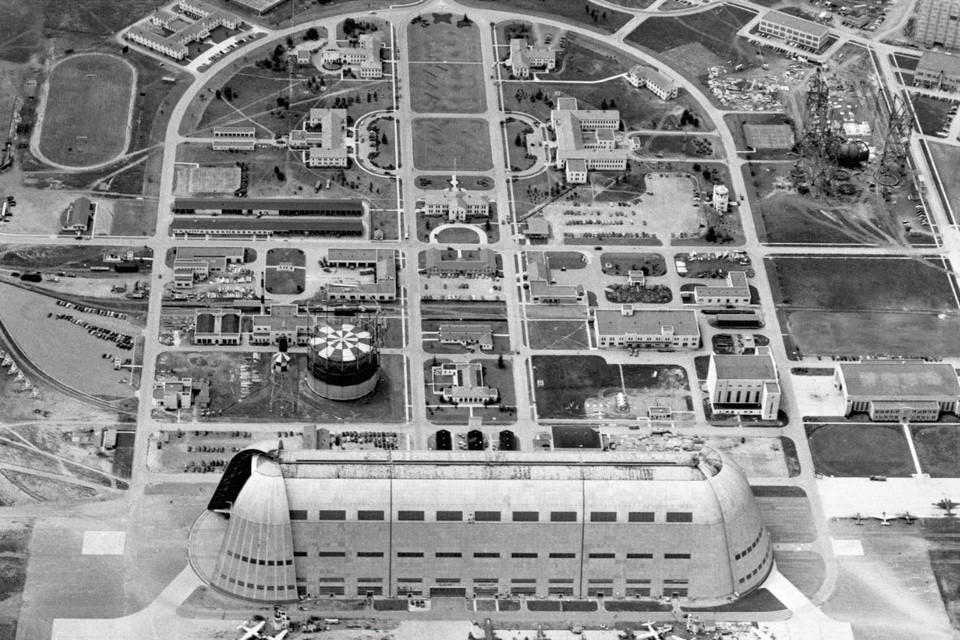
[876, 94, 912, 187]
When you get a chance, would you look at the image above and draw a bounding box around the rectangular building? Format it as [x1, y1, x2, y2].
[438, 324, 494, 351]
[213, 126, 257, 151]
[431, 362, 499, 406]
[693, 271, 751, 306]
[126, 0, 242, 60]
[249, 304, 312, 346]
[834, 361, 960, 422]
[170, 217, 364, 238]
[293, 108, 349, 167]
[323, 33, 384, 78]
[914, 0, 960, 49]
[626, 65, 677, 101]
[915, 50, 960, 90]
[194, 309, 243, 345]
[526, 252, 583, 304]
[325, 248, 397, 302]
[594, 307, 700, 349]
[423, 248, 497, 277]
[507, 38, 556, 78]
[172, 197, 364, 217]
[758, 10, 830, 50]
[62, 197, 96, 232]
[707, 348, 781, 420]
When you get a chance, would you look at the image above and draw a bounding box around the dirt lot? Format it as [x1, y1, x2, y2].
[526, 319, 592, 350]
[531, 355, 689, 419]
[411, 119, 492, 171]
[806, 423, 915, 477]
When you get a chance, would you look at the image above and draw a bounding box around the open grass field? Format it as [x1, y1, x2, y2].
[526, 320, 591, 350]
[626, 5, 758, 75]
[106, 200, 158, 238]
[910, 93, 957, 137]
[768, 256, 958, 314]
[0, 0, 42, 63]
[460, 0, 632, 34]
[409, 63, 486, 113]
[531, 356, 688, 419]
[927, 142, 960, 222]
[552, 34, 636, 82]
[265, 248, 306, 295]
[910, 425, 960, 478]
[412, 119, 492, 171]
[406, 13, 482, 62]
[806, 423, 915, 477]
[505, 119, 536, 172]
[784, 310, 960, 357]
[38, 54, 134, 167]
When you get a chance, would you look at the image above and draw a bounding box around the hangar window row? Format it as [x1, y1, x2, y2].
[220, 574, 296, 592]
[735, 528, 764, 560]
[291, 509, 682, 522]
[298, 550, 678, 560]
[225, 549, 294, 566]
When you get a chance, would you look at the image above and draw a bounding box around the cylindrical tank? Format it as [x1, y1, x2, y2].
[834, 141, 870, 167]
[306, 323, 379, 400]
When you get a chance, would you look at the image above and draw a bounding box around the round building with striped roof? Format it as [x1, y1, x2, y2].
[305, 323, 380, 400]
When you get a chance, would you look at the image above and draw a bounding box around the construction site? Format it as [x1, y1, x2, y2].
[746, 46, 931, 246]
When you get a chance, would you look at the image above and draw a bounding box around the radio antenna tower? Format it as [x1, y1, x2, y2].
[797, 69, 842, 193]
[876, 94, 912, 187]
[270, 336, 297, 417]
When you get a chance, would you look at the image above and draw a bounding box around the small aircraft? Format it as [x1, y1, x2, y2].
[878, 511, 891, 526]
[935, 497, 958, 516]
[237, 620, 265, 640]
[853, 513, 864, 525]
[900, 511, 916, 524]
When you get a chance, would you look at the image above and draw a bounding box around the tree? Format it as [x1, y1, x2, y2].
[705, 227, 717, 243]
[343, 18, 357, 35]
[274, 166, 286, 182]
[515, 132, 523, 146]
[497, 354, 505, 369]
[286, 36, 294, 48]
[222, 86, 234, 101]
[600, 98, 608, 110]
[585, 3, 590, 13]
[381, 132, 389, 146]
[215, 89, 222, 100]
[608, 98, 616, 109]
[305, 27, 320, 41]
[692, 163, 701, 172]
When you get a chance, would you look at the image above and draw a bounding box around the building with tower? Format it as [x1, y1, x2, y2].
[706, 348, 781, 420]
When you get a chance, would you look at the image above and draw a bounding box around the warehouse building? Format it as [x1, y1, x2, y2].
[693, 271, 751, 306]
[594, 307, 700, 349]
[170, 217, 365, 238]
[194, 309, 243, 345]
[62, 197, 97, 232]
[325, 248, 397, 302]
[549, 97, 625, 184]
[189, 447, 772, 602]
[914, 0, 960, 49]
[834, 360, 960, 422]
[213, 126, 257, 151]
[914, 50, 960, 90]
[626, 66, 677, 101]
[707, 348, 781, 420]
[438, 324, 494, 351]
[506, 38, 556, 78]
[423, 248, 498, 277]
[758, 10, 830, 51]
[172, 198, 364, 217]
[526, 252, 584, 304]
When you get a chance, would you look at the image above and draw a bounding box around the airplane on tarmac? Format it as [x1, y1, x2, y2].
[935, 497, 958, 516]
[851, 511, 917, 525]
[237, 621, 265, 640]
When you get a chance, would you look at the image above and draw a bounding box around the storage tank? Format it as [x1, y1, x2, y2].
[306, 323, 380, 400]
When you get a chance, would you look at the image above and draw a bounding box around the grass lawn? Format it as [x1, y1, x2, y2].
[265, 269, 304, 295]
[600, 252, 666, 276]
[626, 5, 758, 71]
[806, 423, 915, 477]
[531, 356, 688, 419]
[927, 142, 960, 221]
[110, 200, 157, 237]
[545, 251, 588, 269]
[38, 54, 134, 167]
[551, 33, 636, 82]
[460, 0, 632, 34]
[910, 93, 957, 136]
[505, 119, 536, 172]
[416, 175, 493, 190]
[407, 13, 482, 62]
[784, 310, 960, 357]
[435, 227, 483, 243]
[526, 320, 591, 350]
[412, 119, 492, 171]
[768, 256, 958, 314]
[409, 63, 486, 113]
[266, 248, 306, 267]
[605, 0, 656, 7]
[910, 425, 960, 478]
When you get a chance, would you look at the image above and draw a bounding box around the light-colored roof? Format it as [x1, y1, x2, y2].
[175, 246, 244, 260]
[595, 309, 699, 337]
[760, 10, 830, 37]
[838, 361, 960, 398]
[629, 65, 676, 92]
[711, 352, 777, 381]
[918, 50, 960, 76]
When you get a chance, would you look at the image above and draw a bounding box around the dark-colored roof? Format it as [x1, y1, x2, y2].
[171, 217, 364, 232]
[172, 197, 364, 212]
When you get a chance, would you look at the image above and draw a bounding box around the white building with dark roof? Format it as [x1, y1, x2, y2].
[421, 174, 491, 222]
[707, 347, 781, 420]
[594, 307, 700, 349]
[626, 65, 677, 101]
[507, 38, 556, 78]
[834, 361, 960, 422]
[693, 271, 751, 306]
[125, 0, 242, 60]
[438, 324, 493, 350]
[323, 33, 383, 78]
[758, 10, 830, 50]
[549, 98, 625, 184]
[190, 447, 773, 602]
[295, 108, 349, 167]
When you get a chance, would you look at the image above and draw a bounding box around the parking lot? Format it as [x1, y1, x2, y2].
[420, 274, 505, 302]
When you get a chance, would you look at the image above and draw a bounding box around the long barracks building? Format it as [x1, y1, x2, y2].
[189, 448, 772, 603]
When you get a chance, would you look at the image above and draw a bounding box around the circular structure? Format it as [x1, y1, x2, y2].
[306, 323, 380, 401]
[36, 53, 136, 169]
[834, 141, 870, 167]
